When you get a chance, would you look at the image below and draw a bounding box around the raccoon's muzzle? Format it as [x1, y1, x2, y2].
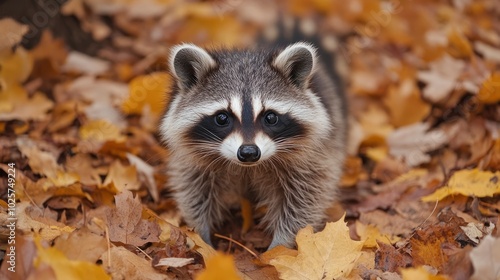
[237, 144, 261, 162]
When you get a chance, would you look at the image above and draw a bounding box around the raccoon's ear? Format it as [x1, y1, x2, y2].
[272, 42, 317, 89]
[170, 44, 217, 91]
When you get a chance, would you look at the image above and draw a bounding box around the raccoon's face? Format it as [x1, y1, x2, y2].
[160, 43, 332, 167]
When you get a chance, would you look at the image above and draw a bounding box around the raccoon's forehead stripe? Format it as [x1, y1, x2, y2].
[230, 96, 242, 122]
[241, 94, 255, 141]
[252, 96, 263, 121]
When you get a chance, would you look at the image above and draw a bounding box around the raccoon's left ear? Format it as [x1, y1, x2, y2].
[272, 42, 317, 89]
[170, 44, 217, 91]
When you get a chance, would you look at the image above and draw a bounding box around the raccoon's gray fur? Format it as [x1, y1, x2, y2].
[160, 42, 347, 249]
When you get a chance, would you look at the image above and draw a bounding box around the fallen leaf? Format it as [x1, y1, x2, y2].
[447, 25, 473, 58]
[106, 191, 160, 246]
[100, 246, 167, 280]
[33, 236, 110, 280]
[422, 169, 500, 201]
[61, 51, 110, 75]
[0, 18, 29, 51]
[400, 266, 450, 280]
[417, 54, 465, 103]
[79, 119, 125, 143]
[477, 72, 500, 104]
[196, 253, 240, 280]
[374, 242, 412, 273]
[0, 46, 33, 84]
[459, 222, 494, 244]
[388, 122, 449, 167]
[53, 227, 108, 263]
[121, 72, 171, 118]
[103, 160, 141, 192]
[383, 78, 430, 127]
[469, 235, 500, 280]
[475, 41, 500, 63]
[126, 153, 158, 201]
[184, 230, 217, 263]
[155, 257, 194, 268]
[356, 221, 400, 248]
[269, 215, 363, 280]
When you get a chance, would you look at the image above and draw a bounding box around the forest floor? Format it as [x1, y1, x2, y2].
[0, 0, 499, 279]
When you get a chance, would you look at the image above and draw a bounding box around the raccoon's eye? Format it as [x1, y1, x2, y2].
[264, 111, 279, 126]
[214, 112, 230, 126]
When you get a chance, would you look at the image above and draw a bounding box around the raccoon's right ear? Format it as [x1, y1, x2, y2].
[272, 42, 317, 89]
[170, 44, 217, 91]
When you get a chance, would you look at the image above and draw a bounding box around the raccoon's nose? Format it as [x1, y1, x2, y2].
[237, 145, 261, 162]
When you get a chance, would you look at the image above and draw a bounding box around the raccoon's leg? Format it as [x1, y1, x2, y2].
[172, 169, 229, 246]
[262, 170, 333, 249]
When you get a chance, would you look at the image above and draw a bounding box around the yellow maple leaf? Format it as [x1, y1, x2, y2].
[477, 72, 500, 104]
[103, 160, 141, 192]
[422, 169, 500, 202]
[447, 26, 473, 59]
[356, 221, 400, 248]
[79, 119, 125, 142]
[269, 215, 363, 280]
[121, 72, 171, 117]
[34, 236, 110, 280]
[401, 266, 450, 280]
[196, 253, 241, 280]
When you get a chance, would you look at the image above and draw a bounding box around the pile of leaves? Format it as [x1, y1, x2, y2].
[1, 0, 499, 279]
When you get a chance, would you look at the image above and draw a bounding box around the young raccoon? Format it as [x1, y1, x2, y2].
[160, 42, 347, 249]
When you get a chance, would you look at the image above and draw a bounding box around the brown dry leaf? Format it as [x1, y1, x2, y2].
[374, 242, 412, 273]
[383, 78, 430, 127]
[16, 137, 60, 178]
[103, 160, 141, 192]
[388, 122, 449, 167]
[48, 101, 79, 132]
[475, 41, 500, 63]
[106, 191, 160, 246]
[184, 230, 217, 263]
[65, 153, 102, 186]
[0, 18, 29, 51]
[447, 25, 473, 59]
[15, 202, 75, 241]
[196, 253, 241, 280]
[477, 72, 500, 104]
[100, 246, 167, 280]
[358, 104, 394, 144]
[61, 51, 110, 75]
[417, 54, 465, 103]
[422, 169, 500, 201]
[126, 153, 158, 201]
[469, 235, 500, 280]
[340, 156, 364, 187]
[53, 227, 107, 263]
[30, 30, 68, 78]
[269, 215, 363, 280]
[0, 91, 54, 121]
[0, 235, 36, 279]
[409, 209, 468, 271]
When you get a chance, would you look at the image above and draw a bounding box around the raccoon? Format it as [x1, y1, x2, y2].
[160, 42, 347, 249]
